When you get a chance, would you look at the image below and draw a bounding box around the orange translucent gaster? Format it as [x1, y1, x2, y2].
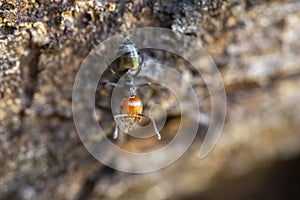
[114, 93, 161, 140]
[121, 95, 143, 122]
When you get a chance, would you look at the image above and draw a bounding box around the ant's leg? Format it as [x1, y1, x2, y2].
[113, 125, 119, 139]
[129, 62, 142, 77]
[108, 65, 122, 79]
[114, 114, 129, 119]
[101, 80, 118, 88]
[139, 114, 161, 140]
[135, 82, 159, 91]
[113, 114, 129, 139]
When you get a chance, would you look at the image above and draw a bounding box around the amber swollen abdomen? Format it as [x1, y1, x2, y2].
[121, 95, 143, 122]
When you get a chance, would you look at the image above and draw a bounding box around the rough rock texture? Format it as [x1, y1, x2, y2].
[1, 0, 300, 199]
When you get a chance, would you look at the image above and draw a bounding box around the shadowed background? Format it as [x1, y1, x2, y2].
[0, 0, 300, 199]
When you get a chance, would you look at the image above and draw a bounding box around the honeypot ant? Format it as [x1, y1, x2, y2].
[105, 38, 161, 140]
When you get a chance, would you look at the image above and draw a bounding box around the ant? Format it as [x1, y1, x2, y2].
[103, 38, 161, 140]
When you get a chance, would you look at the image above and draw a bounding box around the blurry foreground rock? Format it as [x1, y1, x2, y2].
[0, 0, 300, 199]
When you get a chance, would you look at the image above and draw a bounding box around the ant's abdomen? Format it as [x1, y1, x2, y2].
[121, 95, 143, 122]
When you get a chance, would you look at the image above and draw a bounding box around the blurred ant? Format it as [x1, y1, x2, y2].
[103, 38, 161, 140]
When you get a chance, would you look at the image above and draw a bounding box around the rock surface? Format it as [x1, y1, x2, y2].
[1, 0, 300, 199]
